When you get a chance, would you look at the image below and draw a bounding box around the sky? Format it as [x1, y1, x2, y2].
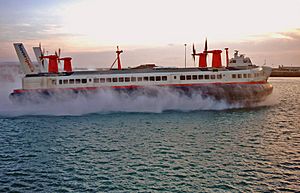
[0, 0, 300, 68]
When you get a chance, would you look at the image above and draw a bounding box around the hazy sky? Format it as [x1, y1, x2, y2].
[0, 0, 300, 67]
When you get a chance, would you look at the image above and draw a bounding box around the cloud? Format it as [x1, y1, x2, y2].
[0, 0, 299, 66]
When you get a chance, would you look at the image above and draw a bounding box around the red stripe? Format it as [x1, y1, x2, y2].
[13, 81, 268, 94]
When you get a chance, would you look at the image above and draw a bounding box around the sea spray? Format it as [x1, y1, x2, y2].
[0, 76, 277, 117]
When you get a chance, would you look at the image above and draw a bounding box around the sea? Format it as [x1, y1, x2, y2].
[0, 77, 299, 192]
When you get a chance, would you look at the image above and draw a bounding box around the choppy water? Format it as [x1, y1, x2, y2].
[0, 78, 299, 192]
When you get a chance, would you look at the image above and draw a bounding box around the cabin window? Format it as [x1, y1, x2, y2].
[100, 78, 105, 83]
[243, 74, 247, 78]
[150, 76, 155, 81]
[59, 80, 63, 84]
[192, 75, 197, 80]
[232, 74, 237, 78]
[113, 77, 118, 82]
[232, 60, 236, 63]
[186, 75, 191, 80]
[204, 75, 210, 79]
[76, 79, 81, 84]
[82, 79, 87, 84]
[52, 80, 57, 85]
[144, 77, 149, 81]
[238, 74, 242, 78]
[199, 75, 204, 79]
[180, 75, 185, 80]
[138, 77, 143, 81]
[119, 77, 124, 82]
[63, 80, 68, 84]
[217, 74, 222, 79]
[131, 77, 136, 82]
[156, 76, 161, 81]
[125, 77, 130, 82]
[89, 79, 92, 82]
[211, 75, 216, 79]
[162, 76, 167, 81]
[174, 76, 177, 79]
[69, 79, 74, 84]
[94, 78, 99, 83]
[248, 74, 252, 78]
[106, 78, 111, 82]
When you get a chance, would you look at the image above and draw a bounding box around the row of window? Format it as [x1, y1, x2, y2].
[58, 75, 168, 85]
[180, 74, 222, 80]
[232, 73, 261, 79]
[94, 76, 168, 83]
[57, 72, 263, 85]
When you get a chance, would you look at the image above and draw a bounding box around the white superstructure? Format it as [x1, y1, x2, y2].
[20, 66, 270, 91]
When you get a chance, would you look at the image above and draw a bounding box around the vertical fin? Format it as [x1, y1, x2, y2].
[13, 43, 37, 75]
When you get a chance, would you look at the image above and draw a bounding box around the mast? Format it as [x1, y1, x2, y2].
[225, 48, 229, 67]
[116, 46, 123, 70]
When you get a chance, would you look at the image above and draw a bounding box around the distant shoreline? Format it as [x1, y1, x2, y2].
[271, 66, 300, 77]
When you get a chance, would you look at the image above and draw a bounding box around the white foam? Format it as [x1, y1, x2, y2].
[0, 77, 277, 117]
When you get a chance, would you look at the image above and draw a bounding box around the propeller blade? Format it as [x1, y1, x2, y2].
[39, 44, 44, 67]
[204, 38, 208, 52]
[192, 43, 196, 62]
[55, 51, 58, 57]
[40, 43, 44, 67]
[58, 48, 61, 57]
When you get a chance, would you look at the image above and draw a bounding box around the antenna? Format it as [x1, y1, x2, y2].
[184, 44, 187, 68]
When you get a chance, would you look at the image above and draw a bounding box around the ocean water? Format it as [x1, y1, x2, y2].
[0, 78, 299, 192]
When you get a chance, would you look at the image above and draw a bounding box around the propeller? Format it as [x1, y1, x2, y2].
[55, 48, 61, 57]
[39, 42, 45, 67]
[55, 48, 62, 67]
